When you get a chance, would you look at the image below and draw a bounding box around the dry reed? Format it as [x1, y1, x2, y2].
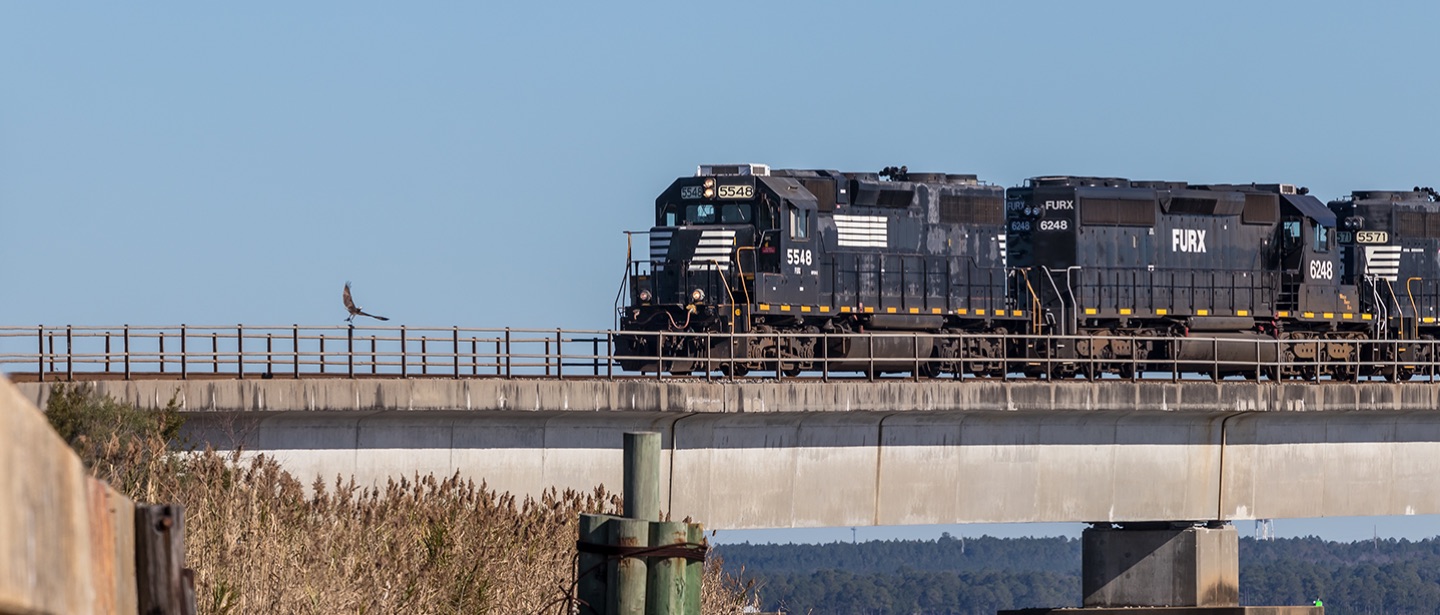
[47, 384, 760, 614]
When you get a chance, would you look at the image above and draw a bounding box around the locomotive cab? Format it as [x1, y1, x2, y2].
[1271, 187, 1355, 318]
[617, 163, 822, 372]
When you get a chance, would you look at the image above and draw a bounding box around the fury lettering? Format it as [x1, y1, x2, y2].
[1171, 229, 1207, 253]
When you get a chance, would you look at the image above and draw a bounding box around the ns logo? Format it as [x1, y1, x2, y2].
[1171, 229, 1207, 253]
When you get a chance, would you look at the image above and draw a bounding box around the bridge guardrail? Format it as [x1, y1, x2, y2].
[0, 325, 1436, 382]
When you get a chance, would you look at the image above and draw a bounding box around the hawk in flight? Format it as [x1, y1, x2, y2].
[343, 282, 389, 323]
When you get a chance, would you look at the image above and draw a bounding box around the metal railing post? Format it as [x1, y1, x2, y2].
[319, 335, 326, 375]
[159, 332, 166, 375]
[35, 326, 43, 380]
[236, 325, 244, 379]
[867, 335, 875, 382]
[421, 336, 428, 376]
[606, 332, 614, 379]
[347, 326, 355, 378]
[913, 332, 920, 381]
[453, 327, 460, 379]
[291, 325, 299, 378]
[593, 338, 601, 377]
[65, 325, 73, 382]
[36, 326, 44, 382]
[266, 334, 273, 375]
[775, 330, 783, 381]
[556, 329, 563, 379]
[400, 327, 408, 378]
[371, 336, 378, 375]
[820, 331, 829, 382]
[181, 325, 188, 380]
[1212, 337, 1219, 382]
[123, 325, 131, 380]
[105, 332, 112, 374]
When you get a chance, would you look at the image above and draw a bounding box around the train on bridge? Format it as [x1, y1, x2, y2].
[616, 163, 1440, 380]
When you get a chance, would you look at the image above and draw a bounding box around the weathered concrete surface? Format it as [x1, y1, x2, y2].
[0, 378, 137, 615]
[1219, 411, 1440, 520]
[178, 407, 1440, 530]
[16, 378, 1440, 414]
[1082, 525, 1238, 608]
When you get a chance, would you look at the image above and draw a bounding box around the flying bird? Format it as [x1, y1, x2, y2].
[343, 282, 389, 323]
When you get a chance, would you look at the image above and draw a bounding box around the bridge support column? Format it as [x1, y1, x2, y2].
[1082, 523, 1238, 608]
[1002, 522, 1321, 615]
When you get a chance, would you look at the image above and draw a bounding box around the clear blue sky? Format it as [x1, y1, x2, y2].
[5, 2, 1440, 543]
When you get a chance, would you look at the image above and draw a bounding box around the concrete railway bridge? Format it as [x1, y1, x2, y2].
[5, 324, 1440, 530]
[8, 325, 1439, 611]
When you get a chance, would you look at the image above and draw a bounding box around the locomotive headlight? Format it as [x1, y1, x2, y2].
[703, 188, 715, 198]
[703, 178, 715, 188]
[638, 289, 653, 303]
[690, 288, 706, 303]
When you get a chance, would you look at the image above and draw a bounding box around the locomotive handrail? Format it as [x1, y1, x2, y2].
[1017, 269, 1043, 330]
[735, 245, 756, 331]
[1407, 276, 1421, 338]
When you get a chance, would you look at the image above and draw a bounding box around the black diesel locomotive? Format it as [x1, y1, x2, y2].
[615, 163, 1440, 379]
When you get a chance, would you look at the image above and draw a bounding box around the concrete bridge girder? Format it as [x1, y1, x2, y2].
[18, 380, 1440, 530]
[165, 407, 1440, 530]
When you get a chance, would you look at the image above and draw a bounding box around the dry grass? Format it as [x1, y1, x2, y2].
[48, 384, 760, 614]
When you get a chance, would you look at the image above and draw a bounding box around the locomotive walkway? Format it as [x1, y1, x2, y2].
[7, 325, 1440, 531]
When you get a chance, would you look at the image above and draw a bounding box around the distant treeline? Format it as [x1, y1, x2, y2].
[716, 533, 1440, 615]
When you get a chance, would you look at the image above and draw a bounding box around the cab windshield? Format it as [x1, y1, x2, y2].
[659, 202, 755, 226]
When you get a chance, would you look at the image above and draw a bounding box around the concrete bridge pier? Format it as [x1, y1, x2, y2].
[1083, 522, 1239, 608]
[1004, 522, 1319, 614]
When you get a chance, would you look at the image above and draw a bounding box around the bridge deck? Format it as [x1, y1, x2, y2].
[14, 377, 1440, 414]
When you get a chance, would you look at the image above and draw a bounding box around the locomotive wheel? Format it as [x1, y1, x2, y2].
[1117, 362, 1139, 380]
[781, 363, 801, 378]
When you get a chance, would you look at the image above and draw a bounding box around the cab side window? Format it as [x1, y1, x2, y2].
[1314, 225, 1330, 252]
[1282, 221, 1302, 248]
[789, 206, 810, 240]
